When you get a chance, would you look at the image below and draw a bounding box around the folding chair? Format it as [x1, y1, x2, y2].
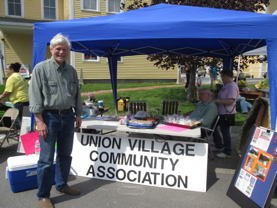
[128, 100, 148, 115]
[151, 99, 180, 141]
[0, 108, 20, 148]
[194, 115, 220, 159]
[156, 99, 181, 116]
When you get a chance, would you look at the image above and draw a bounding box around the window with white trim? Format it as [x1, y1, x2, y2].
[106, 56, 124, 63]
[43, 0, 56, 20]
[107, 0, 121, 13]
[81, 0, 99, 12]
[5, 0, 23, 17]
[84, 54, 100, 62]
[117, 56, 123, 63]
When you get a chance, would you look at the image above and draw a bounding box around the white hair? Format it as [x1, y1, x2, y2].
[200, 88, 212, 95]
[49, 33, 71, 50]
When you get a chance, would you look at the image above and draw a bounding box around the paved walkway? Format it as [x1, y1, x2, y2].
[1, 126, 244, 208]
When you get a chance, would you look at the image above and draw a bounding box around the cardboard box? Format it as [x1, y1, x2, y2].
[7, 154, 56, 193]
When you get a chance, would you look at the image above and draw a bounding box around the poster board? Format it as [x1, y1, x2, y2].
[71, 133, 208, 192]
[17, 106, 31, 153]
[19, 64, 30, 79]
[227, 126, 277, 208]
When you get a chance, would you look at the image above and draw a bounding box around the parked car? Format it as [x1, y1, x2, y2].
[245, 73, 254, 78]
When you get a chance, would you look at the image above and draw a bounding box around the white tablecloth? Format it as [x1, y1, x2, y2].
[81, 117, 201, 138]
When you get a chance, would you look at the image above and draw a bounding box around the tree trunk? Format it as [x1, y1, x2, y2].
[186, 65, 197, 103]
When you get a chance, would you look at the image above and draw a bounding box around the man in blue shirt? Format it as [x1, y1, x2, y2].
[29, 33, 83, 208]
[185, 88, 218, 129]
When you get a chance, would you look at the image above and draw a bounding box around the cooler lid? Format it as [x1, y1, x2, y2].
[7, 154, 56, 171]
[7, 154, 39, 171]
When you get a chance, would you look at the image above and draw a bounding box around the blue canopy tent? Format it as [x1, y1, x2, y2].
[32, 3, 277, 129]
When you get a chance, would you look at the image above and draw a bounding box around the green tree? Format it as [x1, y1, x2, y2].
[124, 0, 269, 102]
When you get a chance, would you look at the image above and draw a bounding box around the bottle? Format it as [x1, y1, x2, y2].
[34, 139, 40, 155]
[98, 100, 104, 109]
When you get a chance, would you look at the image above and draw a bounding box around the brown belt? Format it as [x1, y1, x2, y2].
[45, 108, 71, 114]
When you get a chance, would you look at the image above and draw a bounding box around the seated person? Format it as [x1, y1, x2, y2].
[184, 88, 218, 129]
[238, 79, 248, 86]
[234, 71, 249, 92]
[255, 73, 269, 89]
[237, 96, 252, 116]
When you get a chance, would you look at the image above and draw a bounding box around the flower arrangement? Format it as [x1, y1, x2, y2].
[87, 93, 96, 103]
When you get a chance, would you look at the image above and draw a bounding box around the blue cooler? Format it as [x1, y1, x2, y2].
[6, 154, 56, 193]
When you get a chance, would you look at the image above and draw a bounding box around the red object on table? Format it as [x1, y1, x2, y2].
[157, 123, 190, 132]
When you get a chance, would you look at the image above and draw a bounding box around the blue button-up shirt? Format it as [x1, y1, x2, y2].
[29, 58, 83, 116]
[189, 98, 218, 128]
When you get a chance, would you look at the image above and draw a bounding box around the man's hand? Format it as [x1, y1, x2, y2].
[36, 120, 48, 139]
[75, 116, 82, 129]
[34, 113, 48, 139]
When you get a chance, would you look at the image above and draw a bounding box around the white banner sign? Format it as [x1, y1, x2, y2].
[71, 133, 208, 192]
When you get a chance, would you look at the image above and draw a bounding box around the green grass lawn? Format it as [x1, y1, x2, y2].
[80, 82, 178, 92]
[82, 86, 196, 115]
[80, 83, 249, 126]
[0, 85, 5, 92]
[0, 82, 249, 126]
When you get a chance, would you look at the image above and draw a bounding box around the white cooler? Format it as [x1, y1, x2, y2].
[6, 154, 56, 193]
